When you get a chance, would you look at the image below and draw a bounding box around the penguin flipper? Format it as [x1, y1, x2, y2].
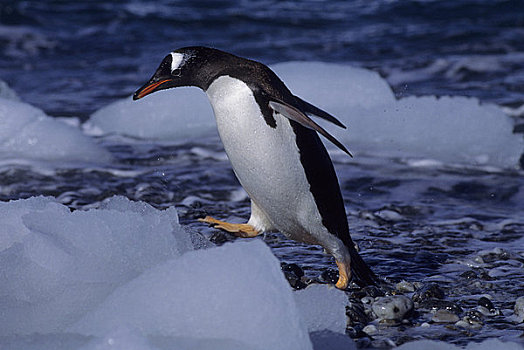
[268, 99, 353, 157]
[294, 96, 346, 129]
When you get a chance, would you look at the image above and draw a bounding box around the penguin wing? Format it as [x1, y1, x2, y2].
[268, 99, 353, 157]
[294, 96, 346, 129]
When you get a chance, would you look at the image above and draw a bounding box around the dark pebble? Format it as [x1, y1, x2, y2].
[209, 231, 234, 245]
[320, 269, 339, 284]
[459, 270, 478, 280]
[346, 300, 372, 326]
[478, 297, 495, 311]
[418, 299, 463, 314]
[281, 263, 307, 289]
[281, 262, 304, 278]
[363, 285, 386, 298]
[412, 283, 446, 303]
[465, 310, 484, 323]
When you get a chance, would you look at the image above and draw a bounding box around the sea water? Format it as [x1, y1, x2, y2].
[0, 1, 523, 349]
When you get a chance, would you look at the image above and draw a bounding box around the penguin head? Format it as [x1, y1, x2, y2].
[133, 47, 203, 100]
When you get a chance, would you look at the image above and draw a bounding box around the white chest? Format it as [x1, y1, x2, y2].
[205, 76, 323, 237]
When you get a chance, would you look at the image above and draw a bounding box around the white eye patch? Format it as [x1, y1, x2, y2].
[170, 52, 185, 73]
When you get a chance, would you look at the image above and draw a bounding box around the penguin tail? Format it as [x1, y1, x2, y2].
[348, 246, 380, 287]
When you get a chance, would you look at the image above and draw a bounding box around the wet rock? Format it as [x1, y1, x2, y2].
[456, 310, 484, 330]
[432, 309, 460, 323]
[346, 300, 372, 326]
[372, 296, 413, 321]
[363, 324, 378, 335]
[514, 296, 524, 322]
[396, 280, 416, 293]
[363, 285, 385, 298]
[459, 270, 478, 280]
[375, 209, 403, 222]
[477, 296, 499, 316]
[209, 231, 234, 245]
[418, 299, 463, 314]
[412, 283, 445, 303]
[281, 262, 304, 278]
[320, 269, 339, 285]
[281, 262, 307, 290]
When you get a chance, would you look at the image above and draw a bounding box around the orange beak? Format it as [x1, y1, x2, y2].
[133, 79, 172, 100]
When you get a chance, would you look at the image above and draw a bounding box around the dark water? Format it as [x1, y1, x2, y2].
[1, 0, 524, 347]
[1, 0, 524, 117]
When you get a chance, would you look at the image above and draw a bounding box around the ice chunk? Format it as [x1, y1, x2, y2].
[0, 196, 184, 336]
[85, 88, 215, 140]
[70, 240, 312, 350]
[0, 97, 112, 164]
[272, 61, 396, 108]
[87, 62, 522, 168]
[294, 284, 348, 334]
[0, 79, 20, 101]
[274, 63, 523, 169]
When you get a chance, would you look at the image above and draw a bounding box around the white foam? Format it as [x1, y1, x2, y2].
[0, 97, 112, 164]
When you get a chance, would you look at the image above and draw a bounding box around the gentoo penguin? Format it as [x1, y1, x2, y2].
[134, 46, 378, 288]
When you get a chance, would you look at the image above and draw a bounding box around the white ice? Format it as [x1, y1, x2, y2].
[0, 196, 522, 350]
[86, 61, 523, 168]
[84, 88, 215, 140]
[0, 96, 112, 164]
[0, 196, 317, 350]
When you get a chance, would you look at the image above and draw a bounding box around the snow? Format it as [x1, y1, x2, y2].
[85, 61, 523, 168]
[0, 97, 112, 164]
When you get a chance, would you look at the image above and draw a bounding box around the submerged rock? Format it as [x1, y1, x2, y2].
[514, 296, 524, 323]
[281, 262, 307, 290]
[372, 296, 413, 321]
[412, 283, 445, 303]
[431, 309, 460, 323]
[477, 296, 500, 316]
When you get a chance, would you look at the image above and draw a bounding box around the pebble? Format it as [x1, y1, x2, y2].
[372, 296, 414, 321]
[320, 269, 339, 284]
[412, 283, 445, 303]
[417, 299, 463, 314]
[456, 310, 484, 330]
[346, 300, 372, 326]
[477, 296, 500, 316]
[459, 270, 478, 280]
[363, 324, 378, 335]
[396, 280, 416, 293]
[514, 296, 524, 322]
[281, 263, 307, 290]
[431, 309, 460, 323]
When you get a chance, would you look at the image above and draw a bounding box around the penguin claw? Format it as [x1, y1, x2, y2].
[335, 260, 351, 290]
[198, 216, 259, 238]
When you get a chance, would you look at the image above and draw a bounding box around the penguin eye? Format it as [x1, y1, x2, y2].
[172, 68, 182, 77]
